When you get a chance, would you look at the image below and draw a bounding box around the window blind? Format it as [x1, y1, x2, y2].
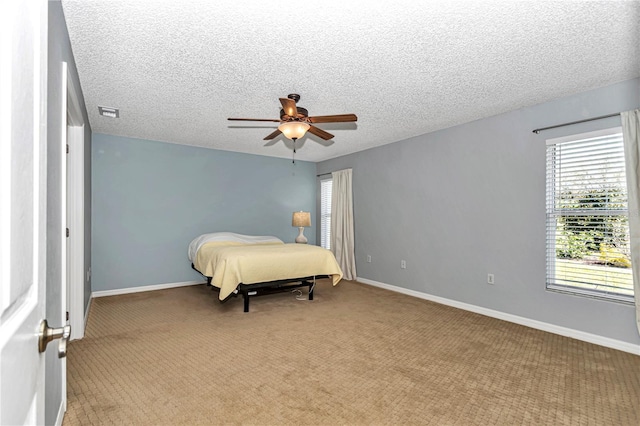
[546, 128, 633, 301]
[320, 178, 332, 250]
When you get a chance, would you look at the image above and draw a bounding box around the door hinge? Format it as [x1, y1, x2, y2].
[66, 311, 69, 321]
[66, 228, 69, 238]
[66, 144, 69, 154]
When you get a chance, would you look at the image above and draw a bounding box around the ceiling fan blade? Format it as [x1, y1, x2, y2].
[279, 98, 298, 117]
[263, 129, 282, 140]
[307, 125, 334, 140]
[308, 114, 358, 123]
[228, 118, 281, 122]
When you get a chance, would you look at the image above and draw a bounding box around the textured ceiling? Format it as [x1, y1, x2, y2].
[61, 0, 640, 162]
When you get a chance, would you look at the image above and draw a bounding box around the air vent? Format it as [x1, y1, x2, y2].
[98, 106, 119, 118]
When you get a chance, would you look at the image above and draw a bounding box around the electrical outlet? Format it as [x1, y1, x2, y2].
[401, 260, 407, 269]
[487, 273, 494, 285]
[366, 255, 372, 263]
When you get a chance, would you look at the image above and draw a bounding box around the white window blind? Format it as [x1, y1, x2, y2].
[546, 127, 634, 302]
[320, 178, 332, 250]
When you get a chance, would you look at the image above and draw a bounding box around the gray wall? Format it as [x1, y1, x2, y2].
[318, 78, 640, 346]
[46, 1, 92, 425]
[92, 134, 316, 292]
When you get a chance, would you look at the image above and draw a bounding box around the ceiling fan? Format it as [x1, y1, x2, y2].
[227, 94, 358, 143]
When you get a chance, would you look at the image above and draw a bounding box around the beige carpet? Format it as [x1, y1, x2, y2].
[64, 279, 640, 425]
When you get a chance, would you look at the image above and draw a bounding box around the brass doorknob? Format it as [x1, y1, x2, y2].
[38, 319, 71, 358]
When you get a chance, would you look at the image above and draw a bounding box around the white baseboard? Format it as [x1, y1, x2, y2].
[92, 280, 203, 298]
[54, 398, 64, 426]
[84, 295, 92, 327]
[356, 277, 640, 356]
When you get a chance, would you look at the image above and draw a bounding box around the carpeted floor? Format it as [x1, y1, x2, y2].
[64, 279, 640, 425]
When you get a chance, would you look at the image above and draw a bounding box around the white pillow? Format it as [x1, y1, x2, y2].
[188, 232, 284, 261]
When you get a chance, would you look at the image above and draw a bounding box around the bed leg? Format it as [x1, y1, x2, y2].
[308, 282, 314, 300]
[243, 292, 250, 312]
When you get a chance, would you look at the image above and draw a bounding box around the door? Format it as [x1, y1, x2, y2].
[0, 0, 48, 424]
[65, 65, 86, 341]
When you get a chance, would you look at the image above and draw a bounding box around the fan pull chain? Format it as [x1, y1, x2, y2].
[292, 139, 297, 164]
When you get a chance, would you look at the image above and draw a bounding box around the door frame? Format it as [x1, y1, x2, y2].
[64, 61, 86, 341]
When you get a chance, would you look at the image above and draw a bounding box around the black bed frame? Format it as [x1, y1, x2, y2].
[192, 263, 317, 312]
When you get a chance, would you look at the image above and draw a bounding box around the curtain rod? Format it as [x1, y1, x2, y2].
[316, 173, 332, 178]
[532, 113, 620, 134]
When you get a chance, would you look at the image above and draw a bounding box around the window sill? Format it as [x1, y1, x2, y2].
[546, 284, 635, 305]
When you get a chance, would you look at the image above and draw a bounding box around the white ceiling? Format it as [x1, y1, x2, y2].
[61, 0, 640, 162]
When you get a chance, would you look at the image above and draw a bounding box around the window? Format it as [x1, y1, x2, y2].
[320, 178, 332, 250]
[546, 127, 634, 302]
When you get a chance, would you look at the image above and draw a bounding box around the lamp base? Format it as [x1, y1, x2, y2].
[295, 227, 308, 244]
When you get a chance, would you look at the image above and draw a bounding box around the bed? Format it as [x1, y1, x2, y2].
[188, 232, 343, 311]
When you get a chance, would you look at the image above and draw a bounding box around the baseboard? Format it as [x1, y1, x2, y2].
[356, 277, 640, 356]
[54, 398, 64, 426]
[84, 295, 92, 328]
[92, 280, 203, 298]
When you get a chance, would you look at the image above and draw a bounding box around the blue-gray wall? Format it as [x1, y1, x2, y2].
[318, 78, 640, 347]
[92, 134, 316, 292]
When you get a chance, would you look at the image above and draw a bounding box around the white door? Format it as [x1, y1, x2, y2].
[0, 0, 49, 424]
[65, 65, 86, 341]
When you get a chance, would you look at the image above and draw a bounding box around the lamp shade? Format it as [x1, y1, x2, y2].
[278, 121, 310, 140]
[292, 211, 311, 227]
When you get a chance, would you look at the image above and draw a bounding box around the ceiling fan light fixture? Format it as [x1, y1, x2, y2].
[278, 121, 310, 140]
[228, 94, 355, 142]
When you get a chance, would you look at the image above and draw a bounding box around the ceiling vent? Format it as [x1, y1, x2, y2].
[98, 106, 119, 118]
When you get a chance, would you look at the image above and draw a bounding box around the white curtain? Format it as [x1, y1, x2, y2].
[621, 109, 640, 335]
[331, 169, 356, 280]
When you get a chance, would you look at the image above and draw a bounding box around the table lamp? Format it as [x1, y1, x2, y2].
[292, 211, 311, 244]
